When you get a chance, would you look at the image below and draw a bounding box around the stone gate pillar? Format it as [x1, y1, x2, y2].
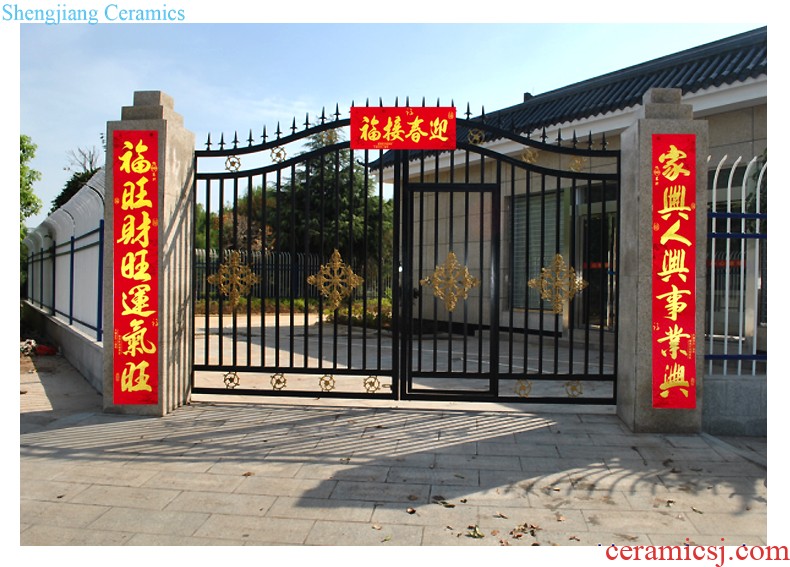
[102, 91, 195, 416]
[617, 88, 708, 433]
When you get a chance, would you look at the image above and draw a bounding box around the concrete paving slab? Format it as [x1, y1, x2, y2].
[19, 351, 769, 548]
[194, 514, 315, 544]
[87, 506, 211, 537]
[305, 519, 424, 546]
[165, 490, 277, 516]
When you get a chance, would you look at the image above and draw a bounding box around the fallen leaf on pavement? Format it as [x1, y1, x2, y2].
[467, 525, 485, 539]
[372, 525, 382, 530]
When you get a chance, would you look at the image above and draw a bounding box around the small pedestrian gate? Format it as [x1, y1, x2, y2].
[191, 103, 620, 404]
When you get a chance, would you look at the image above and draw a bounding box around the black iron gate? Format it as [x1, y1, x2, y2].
[402, 183, 500, 400]
[191, 103, 620, 404]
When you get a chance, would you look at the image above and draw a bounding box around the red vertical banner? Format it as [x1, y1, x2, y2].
[113, 130, 159, 405]
[652, 134, 697, 409]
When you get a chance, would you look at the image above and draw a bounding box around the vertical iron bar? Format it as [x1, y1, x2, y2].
[246, 175, 253, 367]
[447, 153, 454, 374]
[613, 152, 621, 394]
[394, 150, 404, 400]
[723, 159, 737, 374]
[478, 155, 485, 373]
[738, 167, 748, 376]
[260, 173, 268, 368]
[318, 148, 326, 369]
[377, 150, 384, 371]
[599, 180, 608, 376]
[508, 164, 516, 374]
[304, 162, 312, 369]
[333, 145, 341, 370]
[553, 175, 561, 375]
[537, 174, 545, 376]
[232, 176, 239, 369]
[417, 165, 424, 374]
[362, 148, 369, 371]
[217, 178, 225, 366]
[97, 219, 104, 342]
[522, 172, 530, 374]
[567, 179, 577, 377]
[583, 179, 592, 375]
[491, 167, 502, 396]
[290, 162, 297, 368]
[69, 236, 75, 324]
[415, 151, 425, 377]
[51, 241, 56, 315]
[403, 160, 415, 393]
[752, 161, 765, 375]
[274, 168, 282, 368]
[39, 247, 43, 308]
[204, 179, 211, 367]
[432, 188, 439, 374]
[708, 158, 724, 375]
[347, 148, 354, 371]
[191, 169, 197, 388]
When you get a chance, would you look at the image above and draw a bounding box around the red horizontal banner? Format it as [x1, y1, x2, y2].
[350, 106, 456, 150]
[652, 133, 697, 409]
[113, 130, 159, 405]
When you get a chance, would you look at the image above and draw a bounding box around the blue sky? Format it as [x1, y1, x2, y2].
[11, 8, 769, 228]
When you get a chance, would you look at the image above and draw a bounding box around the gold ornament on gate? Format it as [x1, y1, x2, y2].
[207, 250, 260, 309]
[420, 251, 480, 313]
[565, 380, 583, 398]
[521, 148, 539, 164]
[223, 371, 240, 389]
[307, 249, 364, 311]
[271, 147, 286, 163]
[319, 374, 336, 392]
[467, 129, 485, 145]
[569, 156, 587, 173]
[225, 155, 241, 172]
[271, 373, 287, 391]
[515, 379, 533, 398]
[363, 376, 381, 394]
[528, 254, 588, 315]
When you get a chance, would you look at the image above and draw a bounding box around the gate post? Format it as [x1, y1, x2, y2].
[617, 88, 708, 433]
[102, 91, 195, 416]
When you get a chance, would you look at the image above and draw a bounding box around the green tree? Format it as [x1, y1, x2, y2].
[211, 130, 394, 271]
[273, 131, 394, 277]
[20, 134, 42, 241]
[50, 142, 102, 213]
[20, 134, 42, 292]
[50, 168, 100, 214]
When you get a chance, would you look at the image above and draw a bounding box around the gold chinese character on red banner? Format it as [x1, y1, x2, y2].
[113, 130, 159, 405]
[652, 134, 696, 410]
[350, 107, 456, 150]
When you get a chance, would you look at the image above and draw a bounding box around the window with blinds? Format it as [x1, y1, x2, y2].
[511, 191, 564, 310]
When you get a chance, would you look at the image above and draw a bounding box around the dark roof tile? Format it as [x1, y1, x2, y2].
[483, 27, 766, 134]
